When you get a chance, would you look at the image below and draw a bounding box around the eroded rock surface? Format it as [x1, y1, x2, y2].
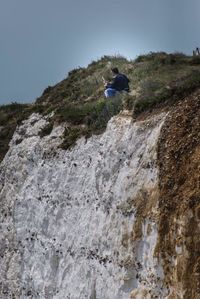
[157, 90, 200, 299]
[0, 91, 199, 299]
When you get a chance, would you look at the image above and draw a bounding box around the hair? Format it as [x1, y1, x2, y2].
[111, 67, 119, 74]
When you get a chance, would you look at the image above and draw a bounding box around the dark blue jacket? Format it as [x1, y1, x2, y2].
[106, 74, 130, 92]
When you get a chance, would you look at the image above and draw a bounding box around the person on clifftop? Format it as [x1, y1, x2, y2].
[103, 67, 130, 98]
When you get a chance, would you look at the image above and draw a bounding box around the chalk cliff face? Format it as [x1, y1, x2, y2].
[0, 92, 200, 299]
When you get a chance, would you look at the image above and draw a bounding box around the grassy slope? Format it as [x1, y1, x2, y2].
[1, 52, 200, 161]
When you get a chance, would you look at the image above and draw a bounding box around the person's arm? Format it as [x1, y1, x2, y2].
[102, 76, 115, 89]
[107, 76, 118, 89]
[102, 76, 106, 84]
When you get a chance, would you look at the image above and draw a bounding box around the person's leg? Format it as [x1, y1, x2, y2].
[104, 88, 117, 98]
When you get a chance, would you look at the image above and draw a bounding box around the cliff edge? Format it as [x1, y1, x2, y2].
[0, 52, 200, 299]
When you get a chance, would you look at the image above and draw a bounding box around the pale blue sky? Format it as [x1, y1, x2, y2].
[0, 0, 200, 104]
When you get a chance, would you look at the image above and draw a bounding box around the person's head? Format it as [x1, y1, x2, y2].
[111, 67, 119, 75]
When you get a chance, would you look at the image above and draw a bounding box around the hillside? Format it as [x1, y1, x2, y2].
[1, 52, 200, 162]
[0, 52, 200, 298]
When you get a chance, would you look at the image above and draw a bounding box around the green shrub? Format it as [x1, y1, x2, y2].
[60, 126, 90, 150]
[39, 122, 54, 137]
[135, 52, 189, 67]
[57, 103, 93, 124]
[0, 124, 17, 161]
[88, 96, 123, 129]
[139, 79, 163, 96]
[122, 94, 137, 110]
[134, 70, 200, 114]
[190, 56, 200, 65]
[135, 52, 167, 63]
[134, 89, 170, 113]
[59, 96, 123, 149]
[173, 70, 200, 95]
[0, 111, 8, 125]
[56, 96, 122, 126]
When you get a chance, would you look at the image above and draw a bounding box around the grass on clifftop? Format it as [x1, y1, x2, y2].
[1, 52, 200, 160]
[59, 95, 123, 149]
[36, 52, 200, 112]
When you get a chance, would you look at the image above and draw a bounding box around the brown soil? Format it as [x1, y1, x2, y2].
[157, 88, 200, 298]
